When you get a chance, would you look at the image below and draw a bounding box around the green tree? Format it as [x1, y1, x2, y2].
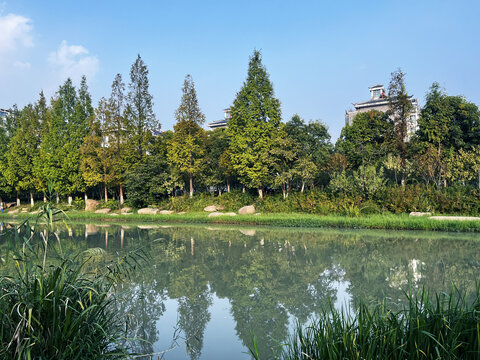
[4, 104, 41, 206]
[228, 50, 282, 198]
[336, 110, 393, 169]
[388, 68, 413, 186]
[105, 74, 129, 204]
[168, 74, 206, 197]
[125, 54, 158, 162]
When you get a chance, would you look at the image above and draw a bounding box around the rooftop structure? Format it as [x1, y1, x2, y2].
[345, 84, 419, 137]
[207, 108, 231, 130]
[0, 108, 10, 121]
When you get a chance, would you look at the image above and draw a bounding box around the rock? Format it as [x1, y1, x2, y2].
[159, 210, 174, 215]
[208, 212, 224, 217]
[109, 213, 119, 216]
[137, 225, 159, 229]
[9, 209, 19, 214]
[238, 205, 255, 215]
[95, 208, 111, 214]
[177, 211, 187, 215]
[409, 212, 431, 217]
[240, 229, 256, 236]
[204, 205, 225, 212]
[430, 216, 480, 221]
[121, 213, 132, 215]
[138, 208, 159, 215]
[85, 199, 99, 212]
[120, 207, 132, 213]
[208, 212, 236, 217]
[21, 208, 28, 213]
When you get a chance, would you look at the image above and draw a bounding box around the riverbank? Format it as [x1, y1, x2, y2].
[2, 211, 480, 232]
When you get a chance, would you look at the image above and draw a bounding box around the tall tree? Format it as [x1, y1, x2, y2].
[168, 75, 206, 197]
[388, 68, 413, 186]
[4, 104, 41, 206]
[125, 54, 158, 162]
[228, 50, 282, 198]
[106, 74, 129, 204]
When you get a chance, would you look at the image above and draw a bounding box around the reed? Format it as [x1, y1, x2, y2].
[280, 287, 480, 360]
[0, 203, 145, 359]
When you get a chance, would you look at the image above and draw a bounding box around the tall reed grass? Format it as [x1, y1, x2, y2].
[0, 201, 145, 359]
[278, 287, 480, 359]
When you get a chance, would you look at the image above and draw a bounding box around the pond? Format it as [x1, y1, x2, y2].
[2, 222, 480, 359]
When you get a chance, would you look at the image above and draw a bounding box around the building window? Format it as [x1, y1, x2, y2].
[373, 89, 381, 99]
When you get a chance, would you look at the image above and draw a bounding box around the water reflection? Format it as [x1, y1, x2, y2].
[1, 223, 480, 359]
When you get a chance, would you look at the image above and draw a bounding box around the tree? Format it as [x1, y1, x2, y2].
[388, 68, 413, 186]
[4, 104, 41, 206]
[168, 75, 206, 197]
[228, 50, 282, 198]
[336, 110, 394, 169]
[125, 54, 158, 162]
[105, 74, 129, 204]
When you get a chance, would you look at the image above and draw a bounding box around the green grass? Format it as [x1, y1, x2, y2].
[274, 286, 480, 360]
[2, 211, 480, 232]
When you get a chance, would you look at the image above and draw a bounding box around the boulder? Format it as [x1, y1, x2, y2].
[238, 205, 255, 215]
[120, 207, 132, 214]
[204, 205, 218, 212]
[177, 211, 187, 215]
[409, 212, 432, 217]
[208, 212, 236, 217]
[95, 208, 111, 214]
[240, 229, 256, 236]
[9, 209, 19, 214]
[138, 208, 159, 215]
[159, 210, 174, 215]
[85, 199, 99, 212]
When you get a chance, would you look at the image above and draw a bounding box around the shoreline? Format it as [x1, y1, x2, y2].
[2, 211, 480, 232]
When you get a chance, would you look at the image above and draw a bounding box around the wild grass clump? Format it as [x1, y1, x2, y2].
[0, 201, 144, 359]
[281, 287, 480, 359]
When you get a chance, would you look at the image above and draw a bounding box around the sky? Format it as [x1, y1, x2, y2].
[1, 0, 479, 141]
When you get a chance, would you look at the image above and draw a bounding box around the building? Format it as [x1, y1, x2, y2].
[345, 84, 419, 136]
[207, 108, 231, 130]
[0, 108, 9, 122]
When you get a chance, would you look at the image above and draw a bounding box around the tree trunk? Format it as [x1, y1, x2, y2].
[105, 230, 109, 248]
[258, 186, 263, 199]
[242, 184, 246, 193]
[301, 180, 305, 193]
[16, 196, 20, 207]
[104, 184, 108, 202]
[219, 187, 222, 196]
[84, 192, 88, 202]
[189, 174, 193, 198]
[227, 178, 230, 192]
[56, 193, 59, 204]
[120, 228, 124, 249]
[68, 195, 72, 205]
[191, 237, 194, 256]
[43, 195, 47, 202]
[30, 193, 34, 207]
[286, 178, 290, 198]
[119, 183, 124, 205]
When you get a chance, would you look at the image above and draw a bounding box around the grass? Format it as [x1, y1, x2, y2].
[3, 211, 480, 232]
[258, 287, 480, 360]
[0, 203, 145, 359]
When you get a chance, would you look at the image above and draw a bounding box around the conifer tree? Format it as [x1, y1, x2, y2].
[125, 54, 158, 162]
[168, 74, 206, 197]
[228, 50, 282, 198]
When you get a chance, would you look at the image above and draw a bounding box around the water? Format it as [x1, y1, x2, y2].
[2, 222, 480, 359]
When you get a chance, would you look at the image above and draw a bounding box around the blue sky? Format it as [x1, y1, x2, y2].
[1, 0, 479, 140]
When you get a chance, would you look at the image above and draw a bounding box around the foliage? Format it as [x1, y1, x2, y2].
[281, 287, 480, 360]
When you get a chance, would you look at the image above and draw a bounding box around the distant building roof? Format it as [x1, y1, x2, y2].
[207, 119, 229, 129]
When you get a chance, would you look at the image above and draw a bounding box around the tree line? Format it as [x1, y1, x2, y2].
[1, 50, 479, 209]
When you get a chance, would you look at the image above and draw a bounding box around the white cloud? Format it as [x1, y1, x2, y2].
[48, 40, 99, 83]
[13, 60, 31, 69]
[0, 13, 33, 53]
